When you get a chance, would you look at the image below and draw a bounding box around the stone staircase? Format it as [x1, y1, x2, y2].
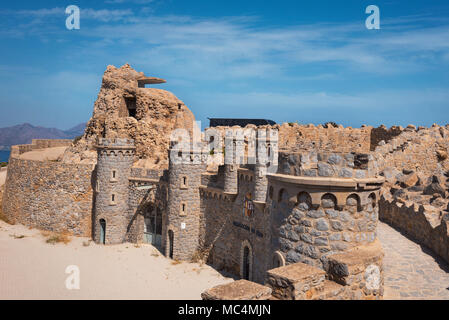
[202, 240, 384, 300]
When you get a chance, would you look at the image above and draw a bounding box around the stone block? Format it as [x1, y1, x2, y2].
[201, 280, 272, 300]
[325, 240, 384, 290]
[265, 262, 326, 300]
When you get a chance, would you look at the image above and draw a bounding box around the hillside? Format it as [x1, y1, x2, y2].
[0, 123, 86, 150]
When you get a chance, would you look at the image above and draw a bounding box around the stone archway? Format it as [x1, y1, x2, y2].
[240, 240, 253, 281]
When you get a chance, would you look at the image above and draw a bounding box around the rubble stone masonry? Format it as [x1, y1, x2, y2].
[2, 156, 94, 236]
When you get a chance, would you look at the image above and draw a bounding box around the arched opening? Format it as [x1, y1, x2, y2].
[321, 193, 337, 209]
[297, 191, 312, 210]
[168, 230, 174, 259]
[278, 188, 288, 203]
[346, 193, 362, 212]
[124, 97, 137, 118]
[144, 208, 163, 250]
[99, 219, 106, 245]
[369, 192, 377, 208]
[241, 241, 253, 281]
[272, 251, 285, 269]
[243, 247, 250, 280]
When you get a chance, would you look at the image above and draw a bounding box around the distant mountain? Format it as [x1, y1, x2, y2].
[0, 123, 86, 150]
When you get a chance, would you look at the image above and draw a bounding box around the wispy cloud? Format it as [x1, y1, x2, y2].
[2, 8, 449, 79]
[1, 6, 449, 128]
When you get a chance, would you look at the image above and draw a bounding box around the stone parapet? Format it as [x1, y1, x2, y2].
[325, 240, 384, 300]
[10, 139, 73, 158]
[278, 151, 379, 179]
[265, 262, 326, 300]
[379, 194, 449, 265]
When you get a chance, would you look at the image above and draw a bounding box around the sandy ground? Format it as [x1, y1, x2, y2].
[0, 221, 234, 300]
[19, 147, 67, 161]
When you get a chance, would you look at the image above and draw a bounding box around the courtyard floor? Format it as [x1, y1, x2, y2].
[378, 221, 449, 300]
[2, 219, 449, 299]
[0, 221, 233, 300]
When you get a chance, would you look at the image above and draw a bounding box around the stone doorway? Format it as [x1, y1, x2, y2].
[243, 246, 251, 280]
[99, 219, 106, 244]
[168, 230, 174, 259]
[144, 208, 162, 250]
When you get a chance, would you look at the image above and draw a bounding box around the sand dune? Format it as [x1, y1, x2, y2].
[0, 221, 234, 300]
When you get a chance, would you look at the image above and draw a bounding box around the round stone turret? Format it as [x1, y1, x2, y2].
[93, 138, 135, 244]
[164, 148, 207, 260]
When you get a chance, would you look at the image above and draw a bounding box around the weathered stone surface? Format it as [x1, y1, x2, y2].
[202, 280, 272, 300]
[62, 64, 196, 169]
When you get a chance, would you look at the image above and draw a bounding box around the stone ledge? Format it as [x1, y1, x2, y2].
[201, 280, 272, 300]
[267, 173, 385, 189]
[128, 177, 160, 183]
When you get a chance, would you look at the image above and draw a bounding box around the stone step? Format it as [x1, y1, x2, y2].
[311, 280, 345, 300]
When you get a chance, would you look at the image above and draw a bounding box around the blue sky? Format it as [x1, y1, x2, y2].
[1, 0, 449, 130]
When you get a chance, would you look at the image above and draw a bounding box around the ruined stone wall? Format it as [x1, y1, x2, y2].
[62, 64, 196, 169]
[277, 123, 372, 153]
[379, 194, 449, 264]
[375, 126, 449, 177]
[10, 139, 73, 157]
[370, 126, 403, 151]
[205, 123, 371, 158]
[278, 151, 379, 179]
[2, 156, 94, 236]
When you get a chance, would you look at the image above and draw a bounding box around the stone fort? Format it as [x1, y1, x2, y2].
[2, 64, 449, 300]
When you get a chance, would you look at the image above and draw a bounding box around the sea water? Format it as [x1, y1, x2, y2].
[0, 150, 10, 163]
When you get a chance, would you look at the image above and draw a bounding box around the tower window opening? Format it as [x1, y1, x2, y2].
[181, 176, 188, 188]
[125, 97, 137, 118]
[180, 203, 187, 216]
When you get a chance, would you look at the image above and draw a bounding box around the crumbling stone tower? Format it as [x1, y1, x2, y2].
[164, 147, 207, 260]
[94, 138, 135, 245]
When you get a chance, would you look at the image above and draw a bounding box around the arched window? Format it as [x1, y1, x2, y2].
[272, 251, 285, 269]
[346, 194, 361, 212]
[321, 193, 337, 209]
[99, 219, 106, 244]
[278, 188, 289, 203]
[369, 193, 377, 208]
[297, 192, 312, 210]
[240, 240, 253, 281]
